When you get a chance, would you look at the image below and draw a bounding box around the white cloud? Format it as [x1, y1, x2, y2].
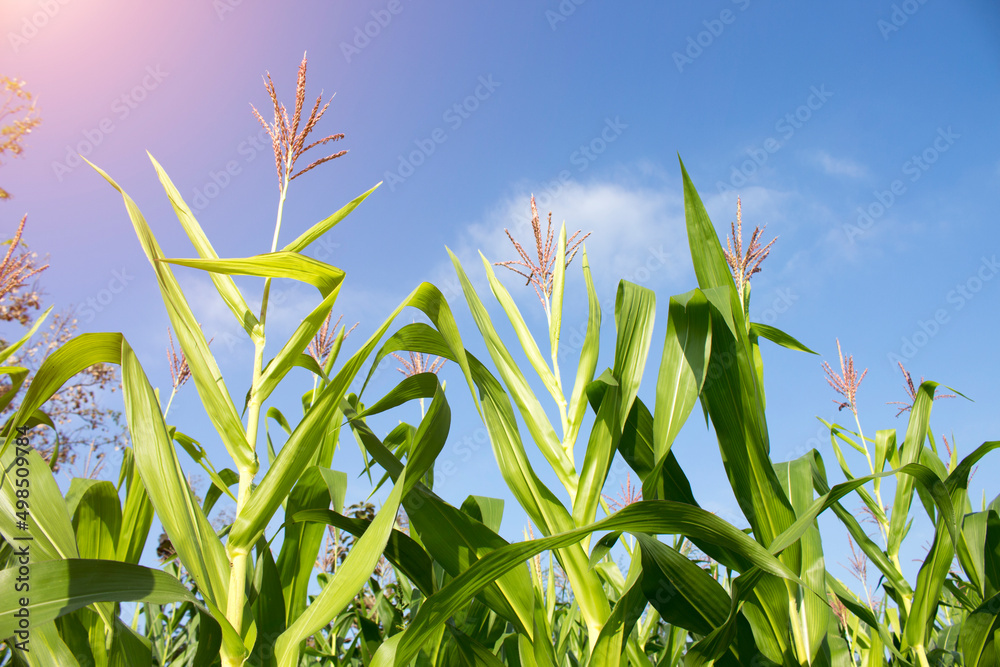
[810, 150, 868, 178]
[435, 175, 693, 302]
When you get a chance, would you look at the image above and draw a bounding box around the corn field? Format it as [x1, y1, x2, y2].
[1, 58, 998, 667]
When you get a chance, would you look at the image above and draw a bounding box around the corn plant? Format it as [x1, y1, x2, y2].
[0, 56, 482, 667]
[342, 161, 1000, 666]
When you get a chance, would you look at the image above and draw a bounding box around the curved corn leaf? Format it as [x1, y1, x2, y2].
[273, 378, 449, 666]
[149, 154, 260, 340]
[371, 499, 805, 667]
[163, 252, 344, 299]
[0, 305, 52, 366]
[281, 182, 380, 254]
[1, 445, 78, 562]
[654, 289, 711, 463]
[749, 322, 817, 355]
[0, 559, 201, 637]
[88, 160, 255, 471]
[565, 247, 602, 448]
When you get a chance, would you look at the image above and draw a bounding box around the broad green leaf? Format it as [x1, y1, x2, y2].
[71, 481, 122, 561]
[2, 333, 122, 459]
[276, 466, 335, 625]
[0, 445, 78, 562]
[0, 559, 200, 637]
[254, 290, 340, 403]
[10, 621, 81, 666]
[962, 591, 1000, 666]
[120, 339, 231, 608]
[344, 400, 534, 635]
[116, 448, 155, 565]
[637, 534, 731, 638]
[292, 507, 435, 596]
[654, 290, 711, 462]
[888, 380, 937, 557]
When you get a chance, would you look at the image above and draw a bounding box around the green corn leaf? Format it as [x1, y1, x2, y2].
[612, 282, 656, 424]
[171, 429, 237, 504]
[679, 157, 733, 291]
[10, 620, 81, 666]
[0, 367, 28, 415]
[273, 377, 449, 666]
[71, 481, 122, 561]
[588, 549, 648, 667]
[654, 289, 711, 463]
[550, 224, 567, 365]
[361, 318, 611, 641]
[250, 536, 286, 663]
[120, 339, 231, 609]
[0, 559, 202, 637]
[0, 305, 53, 366]
[275, 466, 336, 626]
[637, 534, 732, 638]
[254, 290, 340, 404]
[149, 153, 260, 340]
[163, 252, 345, 298]
[229, 282, 472, 552]
[749, 322, 817, 354]
[88, 161, 255, 471]
[573, 371, 621, 528]
[480, 252, 562, 412]
[292, 507, 436, 596]
[370, 499, 805, 667]
[449, 248, 574, 489]
[565, 247, 602, 448]
[116, 448, 155, 565]
[888, 380, 938, 558]
[2, 333, 122, 459]
[961, 591, 1000, 666]
[343, 399, 534, 635]
[281, 182, 380, 253]
[0, 446, 78, 563]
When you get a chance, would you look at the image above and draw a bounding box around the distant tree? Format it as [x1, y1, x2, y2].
[0, 76, 42, 201]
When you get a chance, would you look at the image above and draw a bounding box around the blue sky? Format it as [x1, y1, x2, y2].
[4, 0, 1000, 589]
